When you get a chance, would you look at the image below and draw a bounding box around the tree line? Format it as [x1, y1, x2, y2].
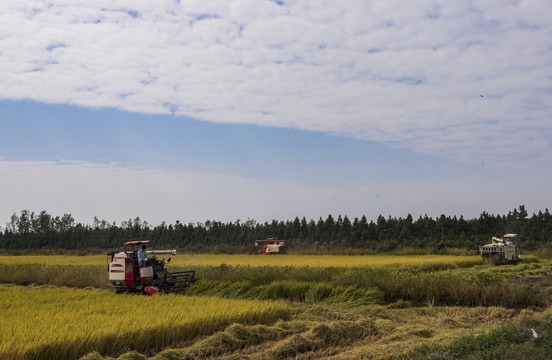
[1, 205, 551, 252]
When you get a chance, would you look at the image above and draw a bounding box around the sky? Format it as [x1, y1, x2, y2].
[1, 0, 551, 227]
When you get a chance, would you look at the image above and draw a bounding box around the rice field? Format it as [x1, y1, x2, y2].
[0, 284, 290, 360]
[1, 253, 550, 359]
[0, 253, 482, 269]
[0, 255, 107, 266]
[1, 255, 547, 308]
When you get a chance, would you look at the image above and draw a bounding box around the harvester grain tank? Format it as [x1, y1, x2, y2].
[108, 240, 197, 294]
[479, 234, 524, 265]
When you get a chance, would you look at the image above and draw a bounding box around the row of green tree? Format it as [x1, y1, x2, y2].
[1, 205, 551, 252]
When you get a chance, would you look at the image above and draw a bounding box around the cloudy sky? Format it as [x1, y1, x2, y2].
[1, 0, 551, 226]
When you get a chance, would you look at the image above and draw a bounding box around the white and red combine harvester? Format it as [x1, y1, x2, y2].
[107, 240, 197, 295]
[250, 238, 287, 255]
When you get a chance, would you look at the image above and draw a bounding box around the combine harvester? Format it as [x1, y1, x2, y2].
[107, 240, 197, 295]
[250, 238, 288, 255]
[479, 234, 524, 265]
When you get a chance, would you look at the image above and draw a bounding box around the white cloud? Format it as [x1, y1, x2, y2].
[1, 159, 550, 226]
[0, 0, 551, 165]
[0, 159, 316, 224]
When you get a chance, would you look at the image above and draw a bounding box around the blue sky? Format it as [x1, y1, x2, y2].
[1, 0, 551, 226]
[1, 101, 457, 183]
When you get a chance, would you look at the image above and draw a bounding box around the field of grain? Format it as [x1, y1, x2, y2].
[0, 285, 290, 360]
[0, 253, 482, 269]
[1, 254, 551, 360]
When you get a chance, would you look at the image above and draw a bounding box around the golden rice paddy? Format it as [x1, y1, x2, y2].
[0, 254, 548, 359]
[0, 254, 481, 268]
[0, 285, 290, 360]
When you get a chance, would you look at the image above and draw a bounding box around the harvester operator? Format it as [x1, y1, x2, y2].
[138, 245, 148, 267]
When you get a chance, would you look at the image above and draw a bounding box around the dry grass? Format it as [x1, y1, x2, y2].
[77, 303, 541, 360]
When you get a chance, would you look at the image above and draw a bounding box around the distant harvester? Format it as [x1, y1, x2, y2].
[479, 234, 524, 265]
[250, 238, 288, 255]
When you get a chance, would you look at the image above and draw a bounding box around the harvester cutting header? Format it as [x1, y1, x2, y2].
[108, 241, 196, 295]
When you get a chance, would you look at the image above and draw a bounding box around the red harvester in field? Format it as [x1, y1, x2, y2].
[107, 240, 197, 295]
[249, 238, 287, 255]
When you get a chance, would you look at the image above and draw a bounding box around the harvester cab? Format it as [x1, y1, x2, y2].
[479, 234, 524, 265]
[250, 238, 287, 255]
[108, 240, 197, 294]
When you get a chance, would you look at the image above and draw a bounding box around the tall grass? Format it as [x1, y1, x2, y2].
[173, 263, 549, 308]
[0, 255, 107, 266]
[186, 279, 385, 305]
[1, 256, 550, 308]
[0, 285, 290, 360]
[0, 264, 106, 288]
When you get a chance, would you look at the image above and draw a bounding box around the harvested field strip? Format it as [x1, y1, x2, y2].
[0, 285, 290, 360]
[80, 304, 541, 360]
[416, 311, 552, 360]
[0, 254, 482, 269]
